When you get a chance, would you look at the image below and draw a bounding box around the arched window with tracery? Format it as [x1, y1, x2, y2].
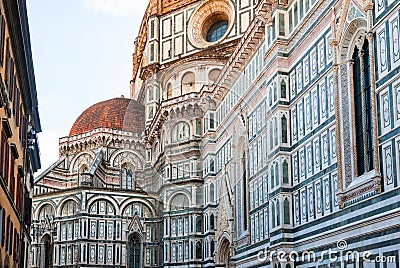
[172, 122, 190, 143]
[38, 204, 54, 222]
[170, 194, 189, 211]
[121, 165, 134, 190]
[353, 39, 374, 176]
[61, 200, 77, 216]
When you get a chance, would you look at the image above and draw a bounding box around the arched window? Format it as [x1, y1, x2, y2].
[166, 83, 172, 100]
[121, 167, 134, 190]
[208, 69, 221, 82]
[170, 194, 189, 211]
[275, 162, 279, 186]
[128, 170, 133, 189]
[123, 203, 152, 218]
[284, 198, 290, 224]
[190, 241, 194, 259]
[38, 205, 54, 222]
[210, 183, 215, 202]
[210, 239, 215, 256]
[128, 235, 141, 268]
[271, 167, 275, 189]
[181, 72, 195, 94]
[210, 214, 215, 230]
[61, 200, 77, 216]
[196, 187, 203, 205]
[276, 199, 280, 226]
[242, 152, 248, 231]
[274, 117, 278, 145]
[282, 115, 288, 143]
[89, 200, 115, 215]
[79, 164, 88, 176]
[196, 216, 202, 232]
[273, 82, 277, 101]
[353, 40, 374, 176]
[205, 240, 209, 258]
[269, 88, 273, 106]
[195, 241, 202, 259]
[270, 122, 274, 150]
[41, 234, 52, 268]
[283, 160, 289, 184]
[281, 80, 287, 99]
[271, 201, 276, 228]
[172, 122, 190, 143]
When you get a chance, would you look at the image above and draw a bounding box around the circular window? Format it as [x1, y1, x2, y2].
[188, 0, 234, 49]
[206, 20, 228, 42]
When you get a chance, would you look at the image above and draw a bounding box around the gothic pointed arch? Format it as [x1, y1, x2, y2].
[217, 236, 231, 267]
[127, 232, 143, 268]
[71, 152, 94, 173]
[234, 135, 248, 237]
[40, 234, 52, 268]
[336, 16, 381, 205]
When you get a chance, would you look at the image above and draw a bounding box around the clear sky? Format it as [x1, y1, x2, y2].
[27, 0, 148, 174]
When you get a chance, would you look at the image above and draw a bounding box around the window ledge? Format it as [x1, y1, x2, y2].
[339, 171, 382, 208]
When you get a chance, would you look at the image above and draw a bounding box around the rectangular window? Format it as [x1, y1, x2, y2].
[279, 14, 285, 36]
[0, 206, 2, 246]
[150, 44, 155, 62]
[196, 119, 202, 135]
[150, 20, 155, 39]
[9, 154, 15, 201]
[272, 19, 276, 40]
[1, 209, 5, 247]
[1, 130, 9, 182]
[300, 0, 304, 20]
[305, 0, 310, 11]
[13, 229, 18, 260]
[210, 112, 215, 130]
[7, 216, 12, 254]
[14, 89, 20, 126]
[289, 9, 293, 33]
[0, 15, 5, 67]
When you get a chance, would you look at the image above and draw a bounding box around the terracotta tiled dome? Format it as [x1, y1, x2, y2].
[69, 97, 145, 136]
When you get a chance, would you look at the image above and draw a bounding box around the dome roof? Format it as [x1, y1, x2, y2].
[69, 97, 145, 136]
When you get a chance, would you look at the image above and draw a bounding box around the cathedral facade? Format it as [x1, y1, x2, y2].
[31, 0, 400, 267]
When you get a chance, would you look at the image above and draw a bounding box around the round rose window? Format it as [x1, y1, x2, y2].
[188, 0, 234, 48]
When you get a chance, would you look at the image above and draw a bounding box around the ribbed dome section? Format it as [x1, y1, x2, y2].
[69, 97, 145, 136]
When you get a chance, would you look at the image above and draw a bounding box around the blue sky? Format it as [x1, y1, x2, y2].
[27, 0, 148, 173]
